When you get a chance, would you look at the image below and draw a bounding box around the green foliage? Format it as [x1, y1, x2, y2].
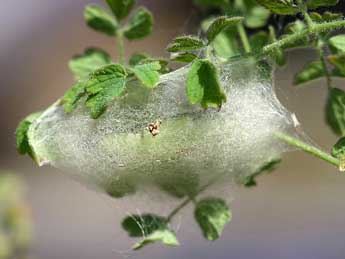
[132, 61, 161, 88]
[15, 112, 42, 163]
[193, 0, 229, 8]
[206, 16, 244, 43]
[329, 35, 345, 54]
[256, 0, 298, 15]
[282, 20, 309, 49]
[61, 82, 86, 113]
[123, 7, 153, 40]
[242, 158, 281, 187]
[310, 11, 342, 23]
[129, 52, 150, 66]
[167, 36, 206, 53]
[249, 31, 268, 51]
[294, 61, 325, 85]
[122, 214, 179, 249]
[325, 87, 345, 136]
[328, 54, 345, 76]
[194, 198, 231, 241]
[307, 0, 339, 9]
[331, 137, 345, 159]
[171, 52, 199, 63]
[105, 0, 136, 21]
[85, 64, 128, 118]
[69, 48, 112, 80]
[186, 59, 226, 109]
[268, 26, 286, 66]
[84, 4, 118, 36]
[244, 5, 271, 29]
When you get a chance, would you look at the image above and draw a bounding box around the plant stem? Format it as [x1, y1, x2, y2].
[117, 30, 125, 65]
[297, 0, 314, 30]
[237, 23, 251, 54]
[318, 41, 333, 89]
[262, 20, 345, 56]
[166, 178, 218, 222]
[274, 132, 339, 167]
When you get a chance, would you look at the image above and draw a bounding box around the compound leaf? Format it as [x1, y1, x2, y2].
[84, 4, 118, 36]
[256, 0, 298, 15]
[133, 229, 179, 250]
[129, 52, 150, 66]
[61, 82, 86, 113]
[294, 61, 325, 85]
[167, 36, 206, 53]
[132, 61, 161, 88]
[171, 52, 199, 63]
[194, 197, 231, 241]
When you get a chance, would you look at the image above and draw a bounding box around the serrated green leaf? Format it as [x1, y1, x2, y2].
[241, 158, 281, 187]
[193, 0, 229, 8]
[61, 82, 86, 113]
[249, 31, 269, 51]
[307, 0, 338, 9]
[171, 52, 199, 63]
[16, 112, 42, 162]
[256, 0, 298, 15]
[329, 35, 345, 54]
[132, 229, 179, 250]
[326, 87, 345, 136]
[245, 5, 271, 29]
[85, 64, 127, 118]
[294, 61, 325, 85]
[84, 4, 118, 36]
[194, 197, 231, 241]
[105, 0, 136, 21]
[310, 11, 342, 23]
[328, 54, 345, 75]
[206, 16, 244, 43]
[69, 48, 112, 80]
[123, 7, 153, 40]
[129, 53, 150, 66]
[187, 59, 226, 109]
[122, 214, 167, 237]
[132, 61, 161, 88]
[167, 36, 206, 53]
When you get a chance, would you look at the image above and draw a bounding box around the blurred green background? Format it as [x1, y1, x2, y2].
[1, 0, 345, 258]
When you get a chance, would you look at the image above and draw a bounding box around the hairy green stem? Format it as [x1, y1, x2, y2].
[117, 30, 125, 65]
[237, 23, 251, 54]
[262, 20, 345, 56]
[297, 0, 314, 29]
[319, 45, 333, 89]
[274, 132, 339, 167]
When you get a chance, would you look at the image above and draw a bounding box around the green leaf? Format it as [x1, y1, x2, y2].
[132, 61, 161, 88]
[171, 52, 199, 63]
[328, 54, 345, 75]
[241, 158, 281, 187]
[16, 112, 42, 162]
[61, 82, 86, 113]
[122, 214, 167, 237]
[329, 35, 345, 54]
[310, 11, 342, 23]
[186, 59, 226, 109]
[85, 64, 127, 118]
[249, 31, 269, 52]
[132, 229, 179, 250]
[332, 137, 345, 158]
[244, 5, 271, 29]
[167, 36, 206, 53]
[256, 0, 298, 15]
[206, 16, 244, 43]
[69, 48, 112, 80]
[105, 0, 136, 21]
[84, 4, 118, 36]
[194, 197, 231, 241]
[123, 7, 153, 40]
[325, 87, 345, 136]
[307, 0, 339, 9]
[293, 61, 325, 85]
[193, 0, 229, 8]
[129, 52, 150, 66]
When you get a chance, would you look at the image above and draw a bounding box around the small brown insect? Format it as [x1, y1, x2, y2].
[147, 120, 161, 137]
